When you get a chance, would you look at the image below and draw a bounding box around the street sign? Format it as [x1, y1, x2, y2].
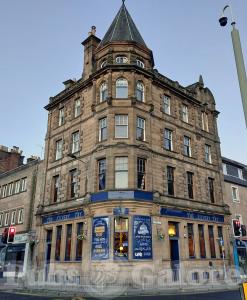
[13, 233, 28, 244]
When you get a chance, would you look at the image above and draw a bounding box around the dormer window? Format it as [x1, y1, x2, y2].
[101, 60, 107, 68]
[136, 59, 144, 68]
[116, 56, 128, 64]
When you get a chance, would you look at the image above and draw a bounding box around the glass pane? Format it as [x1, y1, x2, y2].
[115, 172, 128, 188]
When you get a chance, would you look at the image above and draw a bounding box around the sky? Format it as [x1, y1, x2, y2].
[0, 0, 247, 163]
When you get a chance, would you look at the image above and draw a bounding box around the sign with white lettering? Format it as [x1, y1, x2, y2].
[42, 210, 84, 224]
[160, 208, 224, 223]
[133, 216, 153, 260]
[13, 233, 28, 244]
[91, 217, 109, 260]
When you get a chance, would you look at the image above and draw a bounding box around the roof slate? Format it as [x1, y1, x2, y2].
[99, 2, 147, 48]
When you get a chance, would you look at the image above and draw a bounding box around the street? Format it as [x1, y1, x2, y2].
[0, 290, 241, 300]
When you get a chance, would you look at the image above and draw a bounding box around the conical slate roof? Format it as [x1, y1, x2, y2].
[99, 1, 147, 48]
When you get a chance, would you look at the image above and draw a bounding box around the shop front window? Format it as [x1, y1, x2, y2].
[208, 225, 216, 258]
[198, 225, 206, 258]
[76, 222, 83, 261]
[187, 223, 195, 258]
[65, 224, 72, 261]
[114, 217, 128, 259]
[55, 226, 62, 261]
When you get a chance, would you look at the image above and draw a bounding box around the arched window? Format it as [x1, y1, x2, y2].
[136, 59, 145, 68]
[136, 81, 144, 102]
[116, 78, 128, 99]
[100, 82, 108, 102]
[101, 60, 107, 68]
[116, 56, 128, 64]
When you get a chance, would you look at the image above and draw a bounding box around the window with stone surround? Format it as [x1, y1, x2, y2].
[74, 99, 81, 118]
[198, 224, 206, 258]
[114, 217, 128, 259]
[183, 136, 191, 157]
[163, 95, 171, 115]
[208, 178, 215, 203]
[58, 108, 65, 126]
[11, 211, 16, 225]
[100, 82, 108, 102]
[115, 115, 128, 138]
[164, 129, 173, 151]
[52, 175, 60, 203]
[137, 158, 146, 190]
[98, 158, 106, 191]
[167, 166, 174, 196]
[116, 78, 128, 99]
[205, 144, 212, 163]
[17, 208, 24, 224]
[99, 117, 107, 142]
[202, 112, 209, 132]
[55, 225, 62, 261]
[187, 223, 195, 258]
[115, 157, 128, 189]
[136, 81, 144, 101]
[69, 169, 77, 198]
[182, 105, 188, 123]
[187, 172, 194, 199]
[55, 139, 63, 160]
[208, 225, 216, 258]
[136, 117, 145, 141]
[71, 131, 80, 154]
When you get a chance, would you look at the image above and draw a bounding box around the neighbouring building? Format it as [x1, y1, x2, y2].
[222, 157, 247, 277]
[35, 2, 231, 286]
[0, 145, 24, 174]
[0, 154, 44, 280]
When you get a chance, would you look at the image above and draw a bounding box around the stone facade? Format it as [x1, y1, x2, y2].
[35, 3, 231, 286]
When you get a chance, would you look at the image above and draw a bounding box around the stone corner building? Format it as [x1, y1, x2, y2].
[36, 2, 231, 283]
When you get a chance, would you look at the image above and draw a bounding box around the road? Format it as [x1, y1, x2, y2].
[0, 290, 241, 300]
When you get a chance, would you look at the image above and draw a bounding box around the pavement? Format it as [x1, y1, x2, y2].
[0, 289, 242, 300]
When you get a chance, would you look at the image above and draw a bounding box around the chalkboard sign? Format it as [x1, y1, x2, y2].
[133, 215, 152, 260]
[91, 217, 109, 260]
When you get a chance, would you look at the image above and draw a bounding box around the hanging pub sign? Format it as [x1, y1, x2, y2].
[133, 215, 153, 260]
[91, 216, 109, 260]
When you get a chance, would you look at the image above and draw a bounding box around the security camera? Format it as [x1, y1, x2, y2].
[219, 16, 228, 27]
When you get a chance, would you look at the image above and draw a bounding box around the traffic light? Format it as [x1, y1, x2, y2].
[7, 227, 16, 243]
[233, 219, 241, 237]
[1, 228, 9, 244]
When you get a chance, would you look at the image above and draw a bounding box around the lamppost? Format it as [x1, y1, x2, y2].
[219, 5, 247, 128]
[67, 153, 89, 194]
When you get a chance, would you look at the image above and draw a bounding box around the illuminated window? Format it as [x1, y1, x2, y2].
[168, 222, 178, 237]
[114, 217, 128, 259]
